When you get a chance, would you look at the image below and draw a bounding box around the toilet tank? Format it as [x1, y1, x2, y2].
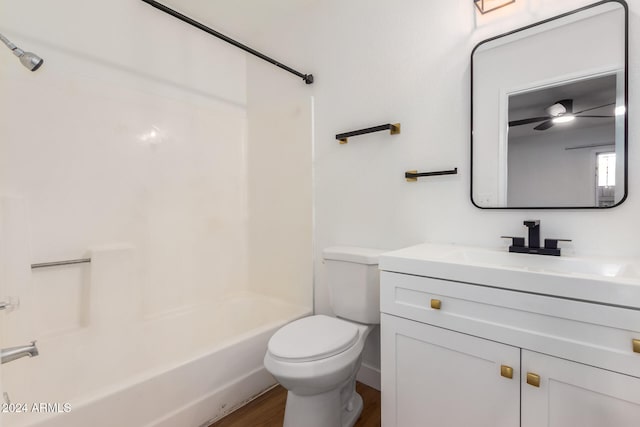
[322, 247, 387, 324]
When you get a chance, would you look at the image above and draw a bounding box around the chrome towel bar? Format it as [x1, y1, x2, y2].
[31, 258, 91, 269]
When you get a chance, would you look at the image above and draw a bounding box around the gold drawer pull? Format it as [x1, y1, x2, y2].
[526, 372, 540, 387]
[500, 365, 513, 379]
[633, 339, 640, 354]
[430, 299, 441, 310]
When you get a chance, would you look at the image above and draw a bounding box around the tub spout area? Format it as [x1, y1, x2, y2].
[1, 341, 39, 364]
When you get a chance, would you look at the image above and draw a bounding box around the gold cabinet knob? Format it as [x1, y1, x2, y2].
[430, 299, 441, 310]
[500, 365, 513, 379]
[633, 339, 640, 354]
[526, 372, 541, 387]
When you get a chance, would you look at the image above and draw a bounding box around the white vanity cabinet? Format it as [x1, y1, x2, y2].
[380, 270, 640, 427]
[381, 313, 520, 427]
[521, 350, 640, 427]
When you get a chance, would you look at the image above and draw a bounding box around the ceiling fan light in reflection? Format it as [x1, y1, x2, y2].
[546, 102, 567, 117]
[552, 115, 576, 124]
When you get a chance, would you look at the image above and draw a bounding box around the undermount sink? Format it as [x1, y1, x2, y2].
[379, 243, 640, 309]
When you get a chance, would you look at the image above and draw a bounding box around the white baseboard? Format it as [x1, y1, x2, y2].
[356, 362, 381, 391]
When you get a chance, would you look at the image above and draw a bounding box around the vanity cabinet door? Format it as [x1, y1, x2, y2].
[381, 313, 520, 427]
[522, 350, 640, 427]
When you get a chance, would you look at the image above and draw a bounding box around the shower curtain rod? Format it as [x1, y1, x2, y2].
[140, 0, 314, 84]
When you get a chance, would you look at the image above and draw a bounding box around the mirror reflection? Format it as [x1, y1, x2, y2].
[507, 73, 623, 207]
[471, 1, 627, 208]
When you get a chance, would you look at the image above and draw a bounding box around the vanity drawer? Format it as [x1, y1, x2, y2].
[380, 271, 640, 378]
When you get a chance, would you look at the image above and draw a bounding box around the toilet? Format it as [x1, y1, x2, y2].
[263, 247, 385, 427]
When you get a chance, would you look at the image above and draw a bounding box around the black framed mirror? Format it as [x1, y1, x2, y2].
[471, 0, 628, 209]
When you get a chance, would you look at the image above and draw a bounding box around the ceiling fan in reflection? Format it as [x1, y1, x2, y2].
[508, 99, 614, 131]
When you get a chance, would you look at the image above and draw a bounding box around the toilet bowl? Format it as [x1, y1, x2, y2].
[264, 315, 373, 427]
[263, 247, 385, 427]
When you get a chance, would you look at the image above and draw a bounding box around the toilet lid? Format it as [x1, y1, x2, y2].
[268, 315, 359, 363]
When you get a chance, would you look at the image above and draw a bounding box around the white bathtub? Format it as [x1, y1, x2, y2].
[2, 293, 310, 427]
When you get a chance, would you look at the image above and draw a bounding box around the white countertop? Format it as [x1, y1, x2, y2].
[379, 243, 640, 310]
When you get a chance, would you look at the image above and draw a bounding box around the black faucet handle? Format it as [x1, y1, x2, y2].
[544, 238, 572, 250]
[501, 236, 525, 247]
[523, 220, 540, 228]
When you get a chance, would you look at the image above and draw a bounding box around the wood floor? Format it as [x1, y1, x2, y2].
[209, 382, 381, 427]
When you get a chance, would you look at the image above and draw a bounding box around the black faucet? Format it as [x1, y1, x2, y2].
[501, 220, 571, 256]
[524, 220, 540, 248]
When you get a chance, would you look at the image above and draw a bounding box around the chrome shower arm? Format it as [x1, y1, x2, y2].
[0, 33, 25, 58]
[0, 33, 17, 50]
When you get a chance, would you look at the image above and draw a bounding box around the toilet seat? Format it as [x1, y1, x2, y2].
[268, 315, 359, 363]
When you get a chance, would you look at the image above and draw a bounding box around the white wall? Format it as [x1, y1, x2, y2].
[246, 57, 314, 308]
[251, 0, 640, 386]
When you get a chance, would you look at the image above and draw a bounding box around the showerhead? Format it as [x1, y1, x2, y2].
[0, 33, 44, 72]
[16, 49, 43, 71]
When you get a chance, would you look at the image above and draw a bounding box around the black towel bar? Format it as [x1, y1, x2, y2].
[336, 123, 400, 144]
[405, 168, 458, 181]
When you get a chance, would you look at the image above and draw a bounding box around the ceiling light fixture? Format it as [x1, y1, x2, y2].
[474, 0, 515, 14]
